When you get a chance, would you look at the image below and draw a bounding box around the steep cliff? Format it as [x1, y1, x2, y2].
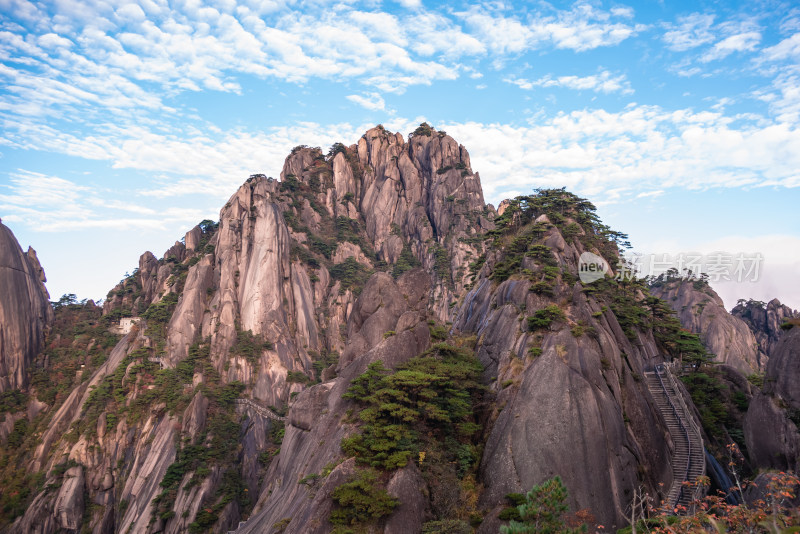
[236, 189, 693, 532]
[5, 126, 496, 533]
[732, 298, 799, 361]
[450, 194, 681, 531]
[0, 221, 53, 393]
[744, 326, 800, 471]
[3, 126, 724, 533]
[650, 277, 762, 374]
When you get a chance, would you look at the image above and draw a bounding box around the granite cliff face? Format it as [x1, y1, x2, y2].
[650, 278, 762, 374]
[0, 221, 53, 393]
[5, 126, 497, 533]
[732, 298, 799, 361]
[744, 326, 800, 471]
[2, 126, 769, 533]
[449, 204, 677, 531]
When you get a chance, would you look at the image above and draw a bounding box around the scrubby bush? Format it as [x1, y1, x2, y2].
[527, 305, 566, 330]
[330, 468, 398, 530]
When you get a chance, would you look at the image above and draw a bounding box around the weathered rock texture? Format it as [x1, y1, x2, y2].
[0, 222, 53, 393]
[651, 279, 762, 374]
[4, 126, 770, 534]
[744, 327, 800, 471]
[6, 126, 495, 533]
[453, 234, 674, 530]
[732, 298, 799, 361]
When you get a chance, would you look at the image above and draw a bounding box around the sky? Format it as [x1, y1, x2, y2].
[1, 0, 798, 310]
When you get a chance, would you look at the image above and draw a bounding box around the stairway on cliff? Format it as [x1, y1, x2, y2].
[645, 365, 706, 513]
[234, 397, 287, 422]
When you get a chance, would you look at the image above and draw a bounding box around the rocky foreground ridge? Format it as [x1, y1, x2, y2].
[0, 125, 798, 534]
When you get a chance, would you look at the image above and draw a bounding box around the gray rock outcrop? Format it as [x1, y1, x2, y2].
[0, 222, 53, 393]
[455, 255, 673, 529]
[6, 126, 769, 534]
[732, 298, 799, 360]
[744, 327, 800, 470]
[651, 279, 762, 374]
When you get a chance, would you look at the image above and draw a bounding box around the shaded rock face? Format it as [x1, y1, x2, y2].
[732, 298, 799, 360]
[455, 242, 673, 530]
[384, 462, 430, 534]
[54, 466, 85, 530]
[237, 269, 433, 534]
[744, 327, 800, 471]
[0, 222, 53, 392]
[651, 280, 761, 374]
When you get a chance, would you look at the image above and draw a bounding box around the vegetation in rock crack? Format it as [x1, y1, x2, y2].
[151, 342, 249, 530]
[0, 297, 122, 527]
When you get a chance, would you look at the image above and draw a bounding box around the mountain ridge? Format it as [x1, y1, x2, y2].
[0, 125, 797, 533]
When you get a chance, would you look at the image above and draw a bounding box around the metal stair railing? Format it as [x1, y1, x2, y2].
[662, 363, 706, 506]
[654, 364, 691, 510]
[662, 363, 705, 456]
[234, 398, 287, 422]
[653, 363, 704, 512]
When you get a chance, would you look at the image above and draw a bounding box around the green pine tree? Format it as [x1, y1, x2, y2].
[501, 476, 587, 534]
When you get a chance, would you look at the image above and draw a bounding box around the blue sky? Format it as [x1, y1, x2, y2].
[1, 0, 799, 309]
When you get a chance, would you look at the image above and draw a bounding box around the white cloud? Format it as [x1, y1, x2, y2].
[0, 169, 208, 232]
[6, 106, 799, 211]
[440, 107, 800, 205]
[636, 190, 664, 198]
[780, 10, 800, 33]
[662, 13, 715, 51]
[700, 31, 761, 62]
[506, 70, 633, 95]
[754, 66, 800, 124]
[458, 3, 644, 54]
[346, 92, 386, 111]
[760, 32, 800, 62]
[0, 170, 88, 208]
[407, 12, 485, 57]
[537, 8, 646, 52]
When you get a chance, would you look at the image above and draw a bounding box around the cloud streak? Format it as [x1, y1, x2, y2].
[506, 70, 633, 94]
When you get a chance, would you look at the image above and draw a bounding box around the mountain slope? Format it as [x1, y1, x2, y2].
[0, 126, 740, 533]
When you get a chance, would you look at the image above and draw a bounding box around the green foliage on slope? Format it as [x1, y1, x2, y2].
[330, 468, 398, 532]
[0, 301, 120, 527]
[335, 340, 486, 530]
[151, 341, 248, 529]
[341, 343, 484, 470]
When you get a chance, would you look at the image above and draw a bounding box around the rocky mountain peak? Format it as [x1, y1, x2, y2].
[650, 275, 763, 373]
[5, 127, 798, 534]
[732, 297, 799, 359]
